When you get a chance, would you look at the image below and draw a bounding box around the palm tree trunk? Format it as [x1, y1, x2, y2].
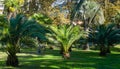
[99, 46, 107, 56]
[6, 43, 19, 67]
[82, 43, 90, 50]
[49, 46, 54, 50]
[63, 52, 70, 59]
[62, 46, 70, 59]
[6, 54, 19, 67]
[60, 46, 72, 54]
[106, 46, 111, 54]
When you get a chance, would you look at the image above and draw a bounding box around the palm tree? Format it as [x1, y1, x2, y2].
[50, 24, 84, 59]
[71, 0, 105, 50]
[0, 14, 46, 67]
[81, 0, 105, 50]
[89, 23, 120, 56]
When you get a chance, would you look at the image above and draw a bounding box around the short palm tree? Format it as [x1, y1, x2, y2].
[0, 14, 45, 67]
[89, 23, 120, 56]
[50, 24, 84, 59]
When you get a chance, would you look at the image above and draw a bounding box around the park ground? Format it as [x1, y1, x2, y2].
[0, 45, 120, 69]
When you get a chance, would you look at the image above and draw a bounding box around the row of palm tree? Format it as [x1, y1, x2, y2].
[0, 0, 120, 67]
[0, 13, 120, 67]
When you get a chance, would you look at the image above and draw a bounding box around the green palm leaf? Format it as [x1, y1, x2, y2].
[50, 24, 84, 53]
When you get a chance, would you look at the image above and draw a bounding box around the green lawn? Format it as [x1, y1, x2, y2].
[0, 47, 120, 69]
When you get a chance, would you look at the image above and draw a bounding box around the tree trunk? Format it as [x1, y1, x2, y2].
[6, 54, 19, 67]
[49, 46, 54, 50]
[7, 12, 13, 21]
[99, 46, 107, 56]
[82, 43, 90, 50]
[63, 52, 70, 59]
[17, 46, 21, 53]
[6, 43, 19, 67]
[106, 46, 111, 54]
[82, 19, 90, 50]
[60, 46, 72, 54]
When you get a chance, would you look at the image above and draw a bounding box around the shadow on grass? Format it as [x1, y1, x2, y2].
[15, 49, 96, 69]
[19, 59, 97, 69]
[17, 49, 120, 69]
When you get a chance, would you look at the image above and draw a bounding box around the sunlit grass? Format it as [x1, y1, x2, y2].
[0, 47, 120, 69]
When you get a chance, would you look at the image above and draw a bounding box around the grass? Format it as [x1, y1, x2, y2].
[0, 46, 120, 69]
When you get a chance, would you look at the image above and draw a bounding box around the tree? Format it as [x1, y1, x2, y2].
[21, 0, 54, 14]
[114, 13, 120, 28]
[72, 0, 105, 50]
[4, 0, 24, 19]
[89, 23, 120, 56]
[94, 0, 120, 24]
[0, 14, 46, 67]
[50, 24, 84, 59]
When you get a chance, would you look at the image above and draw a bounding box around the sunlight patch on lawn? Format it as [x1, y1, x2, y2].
[0, 52, 7, 59]
[42, 55, 61, 58]
[115, 44, 120, 48]
[49, 65, 60, 68]
[40, 65, 46, 67]
[37, 54, 62, 59]
[17, 53, 39, 57]
[112, 51, 120, 54]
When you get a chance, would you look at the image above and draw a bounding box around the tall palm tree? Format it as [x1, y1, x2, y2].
[70, 0, 105, 50]
[89, 23, 120, 56]
[50, 24, 84, 59]
[0, 14, 46, 67]
[81, 0, 105, 50]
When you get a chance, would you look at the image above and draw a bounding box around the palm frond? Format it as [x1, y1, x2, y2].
[50, 24, 84, 52]
[89, 23, 120, 46]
